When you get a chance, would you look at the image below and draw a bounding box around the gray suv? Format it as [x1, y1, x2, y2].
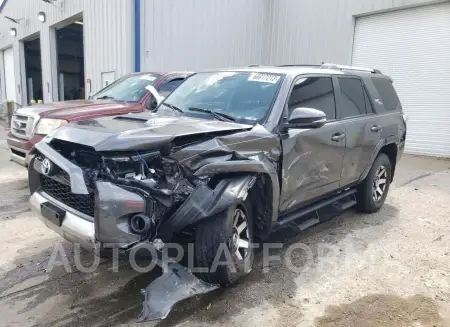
[28, 64, 406, 286]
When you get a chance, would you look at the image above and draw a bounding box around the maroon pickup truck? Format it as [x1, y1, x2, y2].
[7, 71, 192, 166]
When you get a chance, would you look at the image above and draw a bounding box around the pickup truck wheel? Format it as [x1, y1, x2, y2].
[356, 153, 392, 213]
[194, 201, 254, 286]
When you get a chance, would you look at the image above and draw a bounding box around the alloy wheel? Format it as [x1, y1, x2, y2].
[373, 165, 388, 202]
[229, 208, 250, 260]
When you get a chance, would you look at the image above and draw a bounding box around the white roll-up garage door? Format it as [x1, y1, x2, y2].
[352, 3, 450, 157]
[3, 47, 16, 103]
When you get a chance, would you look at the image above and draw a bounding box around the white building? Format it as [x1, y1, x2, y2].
[0, 0, 448, 156]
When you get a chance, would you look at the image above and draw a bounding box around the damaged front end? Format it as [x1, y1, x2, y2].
[28, 120, 281, 321]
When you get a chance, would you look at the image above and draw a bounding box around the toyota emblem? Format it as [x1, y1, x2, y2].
[41, 158, 53, 176]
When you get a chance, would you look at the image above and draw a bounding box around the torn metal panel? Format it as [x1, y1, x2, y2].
[158, 175, 257, 240]
[138, 263, 218, 322]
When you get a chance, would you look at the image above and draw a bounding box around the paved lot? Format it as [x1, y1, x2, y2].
[1, 125, 450, 327]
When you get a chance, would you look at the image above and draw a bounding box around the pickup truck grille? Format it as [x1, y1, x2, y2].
[11, 114, 35, 140]
[40, 175, 95, 218]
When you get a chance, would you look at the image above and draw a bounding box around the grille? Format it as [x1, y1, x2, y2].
[40, 175, 95, 217]
[11, 114, 35, 140]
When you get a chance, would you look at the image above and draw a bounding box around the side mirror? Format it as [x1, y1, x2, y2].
[286, 107, 326, 129]
[145, 85, 165, 107]
[146, 97, 158, 111]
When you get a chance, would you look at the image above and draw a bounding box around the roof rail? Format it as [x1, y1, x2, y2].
[321, 62, 381, 74]
[276, 64, 321, 67]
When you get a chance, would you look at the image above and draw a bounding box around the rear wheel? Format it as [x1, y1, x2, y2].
[194, 201, 254, 286]
[356, 153, 392, 213]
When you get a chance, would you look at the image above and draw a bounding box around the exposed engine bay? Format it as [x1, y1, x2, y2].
[44, 137, 212, 242]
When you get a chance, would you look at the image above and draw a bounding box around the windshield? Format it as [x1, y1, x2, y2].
[92, 73, 162, 102]
[158, 71, 283, 124]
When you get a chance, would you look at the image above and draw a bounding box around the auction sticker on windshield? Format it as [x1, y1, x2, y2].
[248, 73, 280, 84]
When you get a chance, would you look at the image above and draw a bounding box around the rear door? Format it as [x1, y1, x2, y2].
[279, 75, 347, 213]
[334, 76, 381, 187]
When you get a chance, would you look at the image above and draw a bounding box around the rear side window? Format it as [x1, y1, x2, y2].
[288, 77, 336, 119]
[337, 77, 367, 118]
[371, 77, 400, 110]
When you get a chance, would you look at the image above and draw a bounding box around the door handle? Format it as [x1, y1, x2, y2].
[371, 125, 382, 132]
[331, 133, 346, 142]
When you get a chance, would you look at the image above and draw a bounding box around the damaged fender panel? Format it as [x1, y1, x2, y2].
[158, 175, 257, 240]
[167, 124, 281, 225]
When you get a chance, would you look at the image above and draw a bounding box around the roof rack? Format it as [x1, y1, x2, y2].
[321, 62, 382, 74]
[276, 64, 321, 67]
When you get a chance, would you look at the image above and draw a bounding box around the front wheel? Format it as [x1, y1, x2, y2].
[356, 153, 392, 213]
[194, 201, 254, 286]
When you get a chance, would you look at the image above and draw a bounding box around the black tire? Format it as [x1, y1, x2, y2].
[356, 153, 392, 213]
[194, 200, 254, 286]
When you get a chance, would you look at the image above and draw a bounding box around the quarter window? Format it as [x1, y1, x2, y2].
[371, 77, 400, 110]
[337, 77, 367, 119]
[288, 77, 336, 119]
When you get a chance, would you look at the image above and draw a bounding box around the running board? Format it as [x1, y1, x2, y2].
[275, 189, 357, 229]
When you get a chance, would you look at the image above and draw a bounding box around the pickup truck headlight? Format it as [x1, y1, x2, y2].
[35, 118, 68, 135]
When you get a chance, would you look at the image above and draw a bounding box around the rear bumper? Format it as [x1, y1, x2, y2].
[7, 132, 44, 167]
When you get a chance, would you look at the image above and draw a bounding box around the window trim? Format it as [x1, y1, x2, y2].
[333, 75, 377, 121]
[282, 74, 338, 125]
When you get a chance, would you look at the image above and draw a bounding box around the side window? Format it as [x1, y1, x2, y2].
[371, 77, 400, 110]
[158, 78, 185, 97]
[337, 77, 367, 119]
[288, 77, 336, 119]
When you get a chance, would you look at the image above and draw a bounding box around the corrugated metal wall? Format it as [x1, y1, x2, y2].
[140, 0, 272, 72]
[268, 0, 444, 65]
[0, 0, 134, 104]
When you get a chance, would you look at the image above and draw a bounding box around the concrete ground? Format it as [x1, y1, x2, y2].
[1, 125, 450, 327]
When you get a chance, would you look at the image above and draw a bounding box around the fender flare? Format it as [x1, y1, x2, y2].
[359, 137, 398, 182]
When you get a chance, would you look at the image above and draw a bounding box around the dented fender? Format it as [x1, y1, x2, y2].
[158, 174, 258, 240]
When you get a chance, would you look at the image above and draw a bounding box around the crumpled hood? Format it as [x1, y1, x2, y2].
[15, 100, 140, 121]
[47, 112, 253, 151]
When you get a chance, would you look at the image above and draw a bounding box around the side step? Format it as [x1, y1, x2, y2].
[275, 189, 357, 230]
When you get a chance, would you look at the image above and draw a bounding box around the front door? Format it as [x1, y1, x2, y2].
[279, 76, 346, 213]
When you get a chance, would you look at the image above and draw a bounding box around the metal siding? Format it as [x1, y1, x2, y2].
[353, 3, 450, 157]
[0, 0, 134, 104]
[268, 0, 442, 65]
[141, 0, 270, 71]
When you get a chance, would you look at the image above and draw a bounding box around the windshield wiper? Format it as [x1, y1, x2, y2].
[96, 95, 116, 100]
[162, 102, 183, 114]
[188, 107, 235, 122]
